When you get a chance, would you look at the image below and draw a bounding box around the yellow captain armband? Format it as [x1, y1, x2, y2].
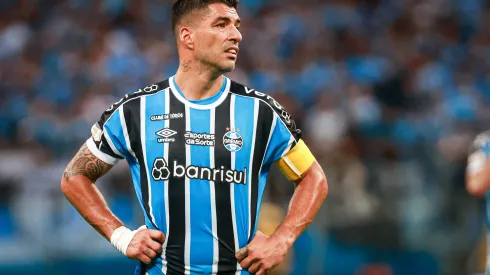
[275, 139, 315, 181]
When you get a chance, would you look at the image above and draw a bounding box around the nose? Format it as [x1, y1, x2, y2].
[229, 26, 243, 43]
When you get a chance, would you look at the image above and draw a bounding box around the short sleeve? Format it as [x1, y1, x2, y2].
[261, 103, 315, 181]
[86, 107, 128, 165]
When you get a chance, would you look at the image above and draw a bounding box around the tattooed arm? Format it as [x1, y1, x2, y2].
[61, 143, 123, 240]
[62, 143, 165, 263]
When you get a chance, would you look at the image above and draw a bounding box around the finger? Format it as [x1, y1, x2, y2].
[248, 261, 262, 274]
[139, 254, 152, 264]
[239, 256, 256, 269]
[256, 269, 266, 275]
[147, 239, 163, 253]
[149, 230, 166, 243]
[235, 246, 248, 261]
[143, 247, 157, 259]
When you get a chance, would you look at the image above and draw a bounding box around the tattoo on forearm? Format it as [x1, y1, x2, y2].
[64, 143, 110, 182]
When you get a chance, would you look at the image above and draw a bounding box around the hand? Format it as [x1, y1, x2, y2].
[235, 231, 288, 275]
[126, 229, 165, 264]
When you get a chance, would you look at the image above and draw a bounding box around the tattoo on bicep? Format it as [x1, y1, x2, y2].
[63, 143, 111, 182]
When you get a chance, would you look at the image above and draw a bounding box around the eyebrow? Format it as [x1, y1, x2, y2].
[215, 16, 241, 25]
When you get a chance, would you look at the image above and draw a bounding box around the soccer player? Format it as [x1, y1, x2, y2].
[466, 131, 490, 273]
[60, 1, 328, 274]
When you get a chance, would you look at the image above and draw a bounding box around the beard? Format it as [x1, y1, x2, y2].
[197, 53, 236, 75]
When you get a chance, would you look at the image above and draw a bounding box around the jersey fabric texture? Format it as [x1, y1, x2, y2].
[86, 76, 315, 275]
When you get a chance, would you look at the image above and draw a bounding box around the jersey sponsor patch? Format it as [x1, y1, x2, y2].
[91, 123, 103, 142]
[105, 84, 164, 113]
[151, 158, 246, 184]
[152, 158, 171, 180]
[229, 81, 302, 142]
[185, 131, 215, 146]
[244, 87, 293, 129]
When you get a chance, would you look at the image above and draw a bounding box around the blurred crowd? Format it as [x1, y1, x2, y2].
[1, 0, 490, 274]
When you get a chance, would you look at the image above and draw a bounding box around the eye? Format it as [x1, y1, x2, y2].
[217, 23, 226, 29]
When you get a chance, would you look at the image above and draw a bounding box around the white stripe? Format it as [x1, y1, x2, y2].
[119, 105, 137, 160]
[103, 130, 124, 158]
[209, 108, 219, 275]
[229, 95, 242, 274]
[283, 156, 301, 176]
[247, 99, 259, 240]
[140, 97, 158, 231]
[263, 115, 278, 165]
[169, 76, 231, 110]
[184, 105, 191, 275]
[250, 113, 276, 235]
[281, 135, 295, 158]
[162, 88, 170, 275]
[86, 138, 119, 165]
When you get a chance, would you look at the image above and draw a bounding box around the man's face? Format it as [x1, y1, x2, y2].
[192, 3, 242, 73]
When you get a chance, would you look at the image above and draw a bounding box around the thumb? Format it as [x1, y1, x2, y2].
[235, 246, 248, 261]
[149, 229, 166, 243]
[254, 230, 268, 239]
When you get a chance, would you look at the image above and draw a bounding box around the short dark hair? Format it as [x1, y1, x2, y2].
[172, 0, 239, 35]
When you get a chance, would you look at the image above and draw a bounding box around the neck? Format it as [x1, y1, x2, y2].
[174, 59, 225, 101]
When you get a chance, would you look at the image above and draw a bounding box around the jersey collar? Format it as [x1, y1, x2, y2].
[169, 75, 230, 110]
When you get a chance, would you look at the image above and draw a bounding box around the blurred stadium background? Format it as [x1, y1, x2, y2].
[1, 0, 490, 274]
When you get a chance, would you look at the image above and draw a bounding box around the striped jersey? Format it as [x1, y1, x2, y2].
[87, 76, 315, 275]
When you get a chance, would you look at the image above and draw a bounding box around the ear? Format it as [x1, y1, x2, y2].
[179, 27, 194, 50]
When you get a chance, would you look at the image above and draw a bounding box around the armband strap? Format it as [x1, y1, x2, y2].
[276, 140, 315, 181]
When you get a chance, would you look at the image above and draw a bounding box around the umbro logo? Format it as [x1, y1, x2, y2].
[156, 128, 177, 143]
[156, 129, 177, 138]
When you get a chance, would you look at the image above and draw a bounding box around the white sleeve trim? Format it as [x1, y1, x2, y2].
[283, 156, 301, 177]
[86, 138, 120, 165]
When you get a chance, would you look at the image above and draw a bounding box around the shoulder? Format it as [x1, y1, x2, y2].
[98, 79, 171, 125]
[228, 80, 296, 131]
[105, 79, 170, 114]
